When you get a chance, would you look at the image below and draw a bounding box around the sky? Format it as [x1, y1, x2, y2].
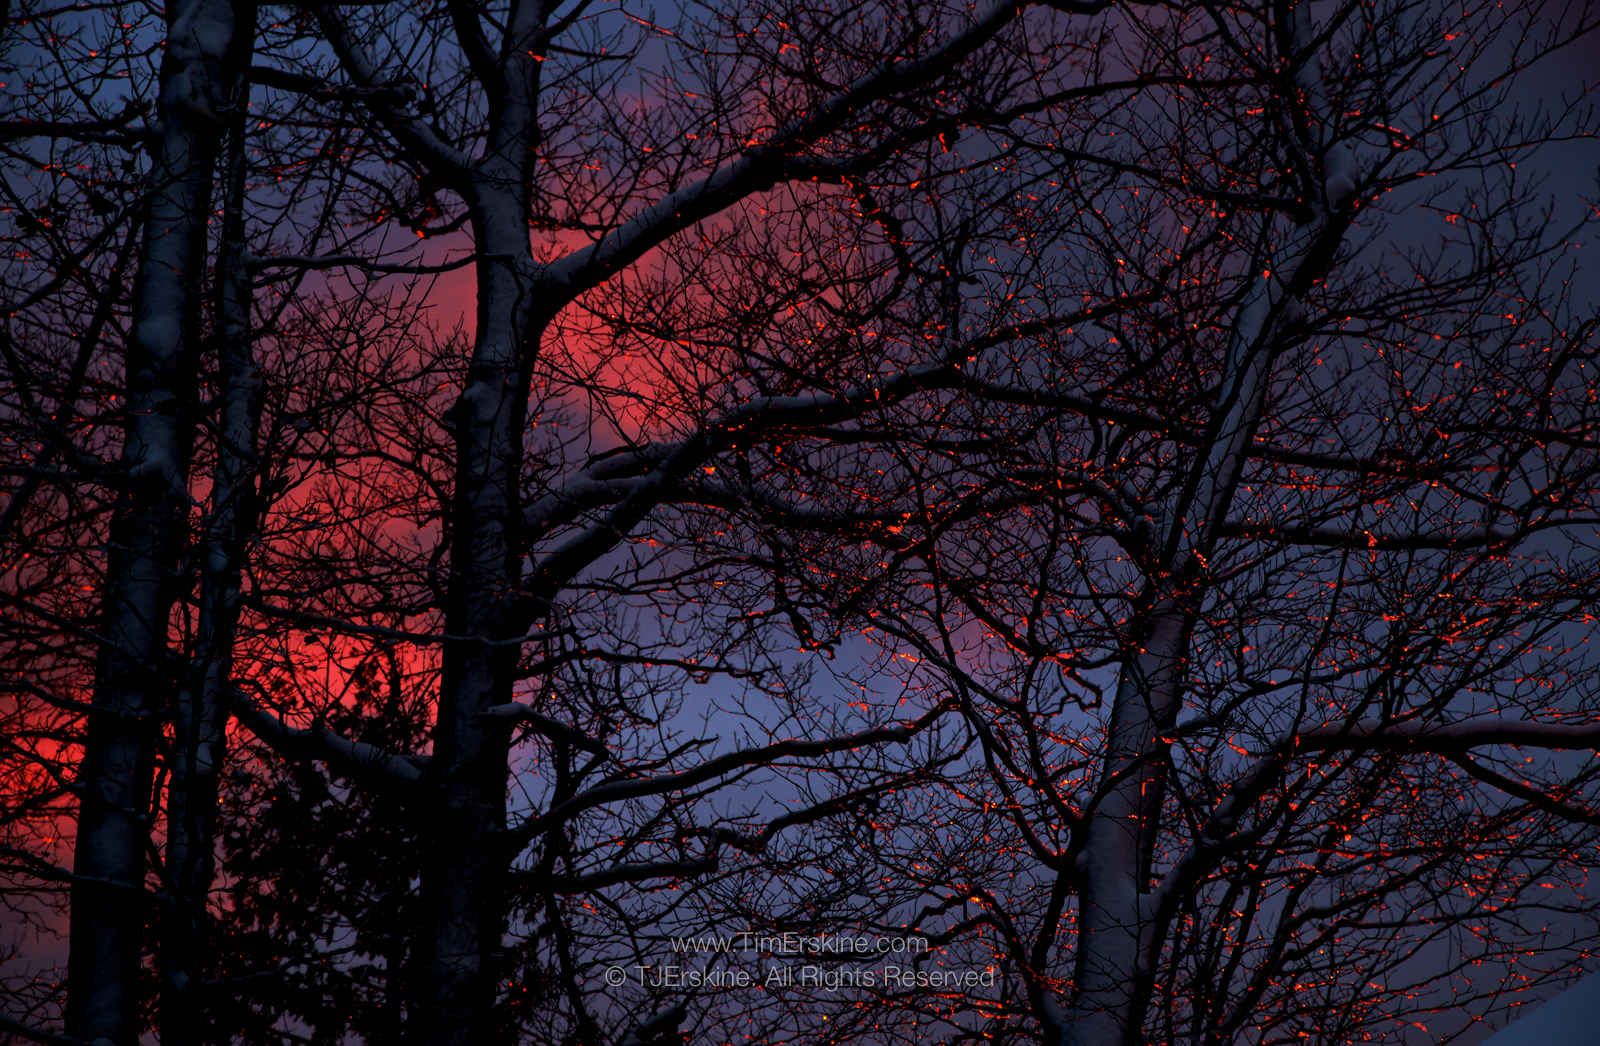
[1478, 967, 1600, 1045]
[5, 0, 1600, 1041]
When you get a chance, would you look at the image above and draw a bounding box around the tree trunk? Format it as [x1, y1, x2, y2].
[1063, 269, 1281, 1046]
[416, 198, 540, 1046]
[1064, 604, 1194, 1046]
[408, 3, 551, 1033]
[67, 2, 243, 1042]
[161, 16, 258, 1043]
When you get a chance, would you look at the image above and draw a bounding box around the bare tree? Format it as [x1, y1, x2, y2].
[801, 0, 1600, 1042]
[5, 0, 1599, 1045]
[4, 2, 443, 1039]
[3, 5, 161, 1037]
[238, 3, 1115, 1043]
[0, 1, 254, 1042]
[158, 9, 260, 1040]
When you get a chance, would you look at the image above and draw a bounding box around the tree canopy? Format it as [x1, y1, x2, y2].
[3, 1, 1599, 1044]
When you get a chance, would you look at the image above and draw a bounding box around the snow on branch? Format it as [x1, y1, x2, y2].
[542, 0, 1098, 292]
[510, 698, 959, 847]
[229, 686, 429, 788]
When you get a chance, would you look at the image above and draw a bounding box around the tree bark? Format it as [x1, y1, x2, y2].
[418, 214, 538, 1046]
[414, 10, 546, 1035]
[160, 15, 258, 1043]
[1065, 600, 1196, 1046]
[66, 2, 244, 1042]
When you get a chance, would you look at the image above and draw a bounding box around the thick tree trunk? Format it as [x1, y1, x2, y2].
[1064, 604, 1194, 1046]
[66, 2, 242, 1042]
[161, 24, 258, 1044]
[416, 201, 540, 1046]
[408, 3, 550, 1035]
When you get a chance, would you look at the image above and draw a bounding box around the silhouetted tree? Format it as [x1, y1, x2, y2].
[4, 1, 1599, 1045]
[776, 0, 1600, 1042]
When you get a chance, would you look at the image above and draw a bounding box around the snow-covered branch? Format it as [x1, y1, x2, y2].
[229, 688, 429, 788]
